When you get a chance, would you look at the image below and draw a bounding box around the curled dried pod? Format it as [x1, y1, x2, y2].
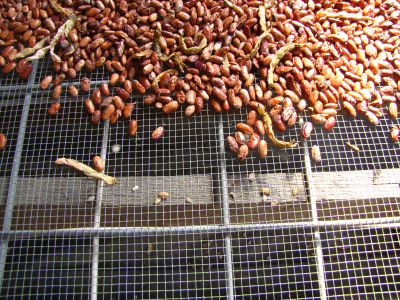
[92, 156, 105, 172]
[302, 122, 313, 138]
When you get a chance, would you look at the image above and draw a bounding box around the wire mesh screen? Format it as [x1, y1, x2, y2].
[1, 18, 400, 300]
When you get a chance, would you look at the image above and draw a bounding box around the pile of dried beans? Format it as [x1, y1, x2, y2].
[0, 0, 399, 159]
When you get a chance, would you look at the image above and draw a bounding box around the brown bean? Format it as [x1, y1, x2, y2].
[102, 104, 115, 121]
[19, 63, 33, 79]
[246, 110, 257, 126]
[85, 99, 95, 114]
[257, 140, 268, 159]
[91, 110, 101, 124]
[151, 126, 164, 139]
[389, 102, 398, 119]
[92, 156, 105, 172]
[237, 144, 249, 161]
[40, 75, 52, 90]
[324, 116, 336, 131]
[0, 133, 6, 150]
[247, 133, 260, 150]
[112, 96, 125, 111]
[48, 102, 61, 115]
[100, 97, 113, 108]
[235, 131, 246, 145]
[391, 125, 399, 142]
[116, 88, 130, 101]
[237, 123, 254, 135]
[52, 85, 62, 99]
[210, 99, 222, 112]
[185, 105, 195, 116]
[98, 82, 109, 96]
[110, 73, 119, 85]
[162, 101, 179, 114]
[145, 94, 157, 105]
[129, 119, 138, 136]
[123, 103, 135, 118]
[2, 62, 16, 74]
[132, 80, 146, 95]
[186, 90, 196, 105]
[254, 120, 265, 136]
[282, 106, 295, 122]
[311, 145, 321, 162]
[68, 86, 78, 97]
[195, 97, 204, 112]
[124, 80, 133, 93]
[92, 89, 102, 105]
[81, 77, 90, 92]
[53, 74, 65, 86]
[227, 136, 239, 153]
[310, 114, 327, 124]
[343, 101, 356, 117]
[272, 115, 286, 132]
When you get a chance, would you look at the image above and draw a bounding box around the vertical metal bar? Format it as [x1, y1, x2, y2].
[90, 121, 110, 300]
[0, 61, 38, 289]
[217, 114, 235, 300]
[300, 118, 327, 300]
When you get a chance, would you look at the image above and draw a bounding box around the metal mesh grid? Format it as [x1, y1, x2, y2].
[0, 54, 400, 299]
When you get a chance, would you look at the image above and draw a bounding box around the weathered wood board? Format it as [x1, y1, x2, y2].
[226, 172, 307, 204]
[312, 169, 400, 201]
[101, 175, 215, 205]
[0, 168, 399, 206]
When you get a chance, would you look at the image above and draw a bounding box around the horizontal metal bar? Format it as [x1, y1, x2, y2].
[3, 217, 400, 239]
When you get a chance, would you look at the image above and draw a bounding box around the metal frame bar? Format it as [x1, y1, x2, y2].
[0, 61, 39, 289]
[301, 128, 327, 300]
[218, 113, 235, 300]
[90, 120, 110, 300]
[3, 217, 400, 239]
